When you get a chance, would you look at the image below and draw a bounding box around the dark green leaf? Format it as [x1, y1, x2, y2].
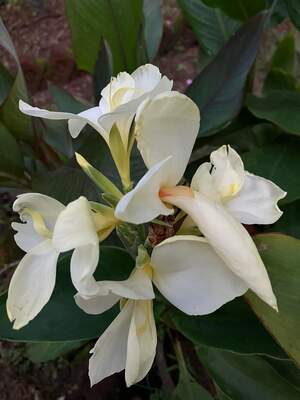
[242, 139, 300, 204]
[171, 298, 286, 358]
[178, 0, 240, 57]
[143, 0, 163, 60]
[25, 340, 86, 363]
[202, 0, 267, 21]
[0, 121, 24, 177]
[0, 18, 32, 141]
[196, 346, 300, 400]
[48, 83, 87, 113]
[172, 369, 214, 400]
[266, 358, 300, 391]
[246, 234, 300, 365]
[285, 0, 300, 31]
[263, 69, 297, 94]
[187, 12, 267, 136]
[271, 33, 295, 74]
[0, 63, 13, 106]
[0, 246, 134, 342]
[270, 200, 300, 239]
[247, 91, 300, 136]
[67, 0, 144, 74]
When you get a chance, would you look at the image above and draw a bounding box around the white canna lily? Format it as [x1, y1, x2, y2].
[115, 103, 285, 310]
[76, 238, 246, 387]
[19, 64, 172, 148]
[8, 193, 64, 329]
[8, 194, 116, 329]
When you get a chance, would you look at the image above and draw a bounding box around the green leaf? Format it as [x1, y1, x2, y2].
[196, 346, 300, 400]
[172, 370, 214, 400]
[143, 0, 163, 60]
[202, 0, 267, 21]
[0, 246, 134, 342]
[285, 0, 300, 31]
[0, 121, 24, 177]
[171, 298, 286, 358]
[67, 0, 144, 74]
[0, 63, 13, 106]
[246, 234, 300, 365]
[242, 139, 300, 204]
[0, 18, 32, 141]
[25, 340, 86, 363]
[178, 0, 240, 58]
[266, 358, 300, 391]
[48, 83, 87, 114]
[270, 200, 300, 239]
[271, 33, 296, 74]
[187, 12, 267, 136]
[263, 69, 297, 94]
[247, 91, 300, 136]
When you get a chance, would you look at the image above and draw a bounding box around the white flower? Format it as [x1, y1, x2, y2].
[19, 64, 172, 149]
[114, 95, 285, 310]
[8, 194, 114, 329]
[76, 238, 246, 387]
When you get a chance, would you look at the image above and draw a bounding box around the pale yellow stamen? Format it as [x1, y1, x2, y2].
[22, 208, 52, 239]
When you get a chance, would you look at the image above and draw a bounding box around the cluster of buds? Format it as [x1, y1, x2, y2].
[10, 64, 286, 387]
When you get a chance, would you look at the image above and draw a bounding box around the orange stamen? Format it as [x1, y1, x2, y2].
[159, 185, 194, 200]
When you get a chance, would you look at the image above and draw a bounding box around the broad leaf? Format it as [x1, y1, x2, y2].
[0, 121, 24, 178]
[67, 0, 144, 74]
[0, 63, 13, 106]
[25, 340, 86, 363]
[242, 139, 300, 204]
[0, 246, 134, 342]
[187, 12, 267, 136]
[143, 0, 163, 60]
[202, 0, 267, 21]
[196, 346, 300, 400]
[171, 298, 286, 358]
[247, 90, 300, 136]
[178, 0, 240, 59]
[0, 18, 32, 141]
[270, 200, 300, 239]
[247, 234, 300, 365]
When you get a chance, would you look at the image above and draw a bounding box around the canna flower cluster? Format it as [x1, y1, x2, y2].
[10, 64, 286, 387]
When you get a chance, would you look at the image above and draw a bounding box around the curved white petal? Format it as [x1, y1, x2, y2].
[115, 157, 174, 224]
[19, 100, 77, 120]
[70, 243, 100, 296]
[226, 172, 287, 224]
[89, 301, 133, 386]
[75, 292, 120, 315]
[13, 193, 65, 231]
[191, 162, 219, 200]
[210, 145, 245, 198]
[12, 220, 43, 252]
[6, 240, 58, 329]
[53, 197, 98, 252]
[135, 92, 200, 185]
[125, 300, 157, 387]
[164, 193, 277, 309]
[68, 106, 105, 139]
[152, 235, 247, 315]
[131, 64, 162, 92]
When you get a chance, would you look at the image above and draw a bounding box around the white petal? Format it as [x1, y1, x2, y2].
[13, 193, 65, 231]
[70, 243, 99, 296]
[89, 301, 133, 386]
[68, 106, 105, 139]
[125, 300, 157, 387]
[19, 100, 77, 120]
[165, 193, 277, 309]
[210, 145, 245, 198]
[115, 157, 174, 224]
[226, 172, 287, 224]
[94, 266, 154, 300]
[75, 292, 120, 315]
[12, 220, 43, 252]
[6, 240, 59, 329]
[135, 92, 200, 184]
[152, 235, 247, 315]
[191, 162, 219, 200]
[131, 64, 162, 92]
[53, 197, 98, 252]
